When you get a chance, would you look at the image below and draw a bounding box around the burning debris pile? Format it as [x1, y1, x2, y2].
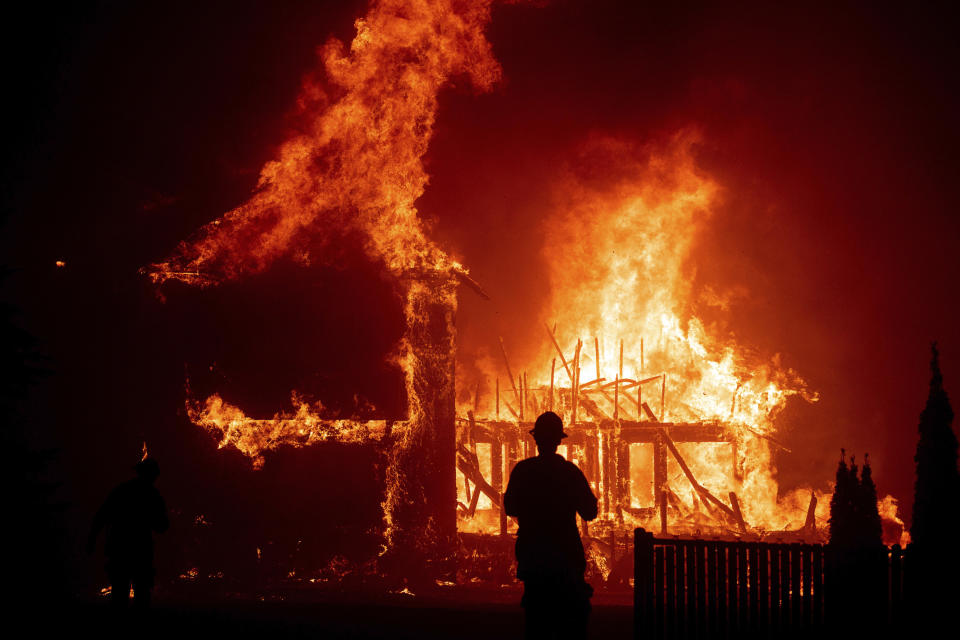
[455, 135, 826, 547]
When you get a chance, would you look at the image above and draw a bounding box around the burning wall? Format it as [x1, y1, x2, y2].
[146, 0, 503, 578]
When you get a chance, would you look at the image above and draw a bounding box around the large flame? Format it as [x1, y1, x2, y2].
[144, 0, 904, 549]
[542, 133, 805, 429]
[148, 0, 498, 288]
[149, 0, 502, 462]
[459, 133, 828, 537]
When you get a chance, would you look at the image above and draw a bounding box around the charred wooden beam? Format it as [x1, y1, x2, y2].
[603, 429, 613, 517]
[594, 337, 601, 381]
[545, 324, 574, 383]
[579, 394, 611, 422]
[616, 435, 629, 525]
[572, 340, 582, 424]
[654, 433, 668, 526]
[803, 492, 818, 532]
[658, 427, 738, 522]
[597, 388, 629, 420]
[549, 359, 555, 411]
[502, 400, 520, 421]
[729, 491, 748, 533]
[456, 445, 502, 509]
[642, 401, 658, 422]
[498, 336, 522, 408]
[734, 423, 793, 453]
[659, 490, 668, 534]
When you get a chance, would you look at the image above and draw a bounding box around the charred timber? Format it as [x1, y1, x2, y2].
[469, 419, 733, 444]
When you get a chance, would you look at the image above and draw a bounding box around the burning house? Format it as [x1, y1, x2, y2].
[140, 0, 882, 585]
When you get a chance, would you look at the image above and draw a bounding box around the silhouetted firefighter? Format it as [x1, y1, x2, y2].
[504, 412, 598, 640]
[87, 457, 168, 609]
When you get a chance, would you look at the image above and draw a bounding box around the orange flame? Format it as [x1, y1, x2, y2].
[459, 134, 833, 537]
[148, 0, 502, 459]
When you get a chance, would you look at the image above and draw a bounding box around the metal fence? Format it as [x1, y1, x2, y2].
[633, 528, 908, 639]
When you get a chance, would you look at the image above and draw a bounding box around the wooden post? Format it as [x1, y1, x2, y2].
[660, 374, 666, 422]
[614, 374, 620, 420]
[748, 543, 760, 635]
[545, 323, 574, 383]
[659, 490, 668, 534]
[686, 542, 698, 636]
[549, 359, 555, 411]
[771, 544, 782, 633]
[654, 433, 667, 524]
[617, 439, 629, 526]
[802, 545, 813, 629]
[518, 374, 524, 422]
[665, 545, 676, 639]
[708, 542, 719, 639]
[496, 377, 500, 421]
[717, 542, 728, 638]
[654, 545, 665, 639]
[737, 543, 748, 631]
[615, 340, 623, 420]
[790, 544, 801, 629]
[759, 543, 770, 633]
[729, 492, 748, 533]
[813, 545, 824, 629]
[572, 340, 582, 425]
[492, 440, 505, 534]
[609, 529, 616, 567]
[637, 360, 642, 421]
[696, 542, 707, 636]
[594, 336, 601, 381]
[619, 339, 624, 379]
[523, 371, 529, 419]
[803, 492, 818, 536]
[728, 541, 740, 633]
[634, 528, 655, 640]
[779, 544, 790, 629]
[677, 541, 687, 639]
[498, 336, 522, 407]
[600, 431, 610, 516]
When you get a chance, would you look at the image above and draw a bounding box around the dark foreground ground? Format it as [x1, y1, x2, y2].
[39, 589, 633, 640]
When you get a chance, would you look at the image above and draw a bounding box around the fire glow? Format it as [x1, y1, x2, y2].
[144, 0, 905, 575]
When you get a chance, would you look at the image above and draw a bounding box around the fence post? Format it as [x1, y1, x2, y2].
[634, 528, 654, 640]
[665, 545, 677, 640]
[812, 544, 824, 628]
[770, 544, 782, 633]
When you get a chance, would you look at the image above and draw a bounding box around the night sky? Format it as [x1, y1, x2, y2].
[3, 0, 959, 589]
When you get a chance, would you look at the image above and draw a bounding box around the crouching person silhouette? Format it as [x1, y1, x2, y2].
[504, 412, 598, 640]
[87, 457, 169, 610]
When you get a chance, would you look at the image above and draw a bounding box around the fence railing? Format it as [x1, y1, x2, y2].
[633, 528, 908, 639]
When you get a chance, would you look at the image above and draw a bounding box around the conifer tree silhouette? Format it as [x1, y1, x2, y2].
[858, 454, 883, 548]
[829, 449, 855, 548]
[911, 343, 960, 547]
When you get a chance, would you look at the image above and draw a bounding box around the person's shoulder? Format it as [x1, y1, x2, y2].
[512, 457, 537, 472]
[562, 457, 588, 477]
